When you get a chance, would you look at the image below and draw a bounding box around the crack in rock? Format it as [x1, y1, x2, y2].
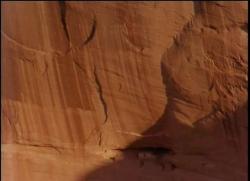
[19, 57, 49, 76]
[93, 65, 108, 124]
[59, 1, 71, 46]
[1, 31, 64, 56]
[19, 57, 35, 66]
[73, 60, 87, 74]
[81, 16, 97, 47]
[16, 142, 62, 154]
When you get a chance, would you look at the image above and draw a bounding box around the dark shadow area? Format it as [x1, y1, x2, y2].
[79, 49, 248, 180]
[79, 2, 248, 180]
[79, 102, 248, 181]
[79, 59, 195, 180]
[193, 1, 205, 15]
[240, 23, 248, 33]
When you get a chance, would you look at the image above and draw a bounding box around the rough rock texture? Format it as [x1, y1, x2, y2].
[1, 1, 248, 181]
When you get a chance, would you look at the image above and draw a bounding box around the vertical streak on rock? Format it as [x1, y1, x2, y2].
[93, 65, 108, 124]
[193, 1, 204, 15]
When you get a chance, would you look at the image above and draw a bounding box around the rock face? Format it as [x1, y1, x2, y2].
[1, 1, 248, 181]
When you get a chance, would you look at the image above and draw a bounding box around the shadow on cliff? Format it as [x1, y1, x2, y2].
[79, 102, 248, 181]
[78, 55, 194, 180]
[78, 2, 248, 180]
[78, 56, 248, 180]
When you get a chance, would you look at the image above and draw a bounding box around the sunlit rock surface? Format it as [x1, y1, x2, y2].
[1, 1, 248, 181]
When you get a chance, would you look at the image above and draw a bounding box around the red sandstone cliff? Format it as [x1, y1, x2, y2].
[1, 1, 248, 181]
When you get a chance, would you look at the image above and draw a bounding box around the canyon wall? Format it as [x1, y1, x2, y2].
[1, 1, 248, 181]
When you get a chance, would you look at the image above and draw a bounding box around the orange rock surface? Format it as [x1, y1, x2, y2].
[1, 1, 248, 181]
